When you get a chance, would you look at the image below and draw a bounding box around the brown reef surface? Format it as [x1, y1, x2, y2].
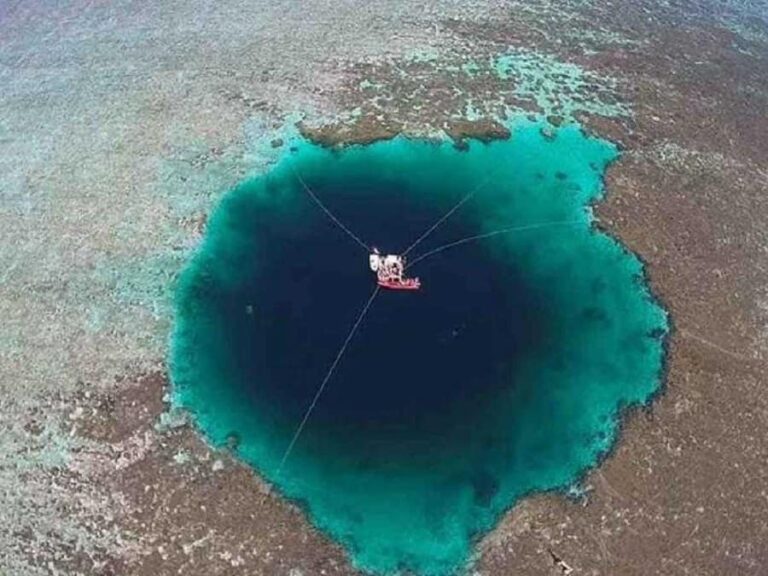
[1, 0, 766, 575]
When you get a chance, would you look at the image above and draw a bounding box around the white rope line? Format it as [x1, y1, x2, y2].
[401, 175, 494, 257]
[406, 220, 582, 269]
[292, 166, 371, 252]
[277, 285, 381, 474]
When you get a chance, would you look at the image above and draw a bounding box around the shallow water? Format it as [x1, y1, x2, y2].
[171, 119, 667, 575]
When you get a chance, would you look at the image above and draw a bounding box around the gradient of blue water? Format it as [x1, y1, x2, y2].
[171, 121, 667, 574]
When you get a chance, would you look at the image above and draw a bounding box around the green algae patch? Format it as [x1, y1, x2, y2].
[170, 119, 667, 575]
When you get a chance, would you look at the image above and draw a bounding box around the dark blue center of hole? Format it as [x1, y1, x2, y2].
[219, 175, 547, 449]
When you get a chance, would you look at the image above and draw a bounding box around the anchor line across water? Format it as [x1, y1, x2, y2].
[280, 167, 577, 473]
[276, 220, 579, 472]
[278, 168, 491, 473]
[406, 220, 583, 269]
[401, 173, 495, 257]
[277, 285, 381, 474]
[292, 166, 372, 253]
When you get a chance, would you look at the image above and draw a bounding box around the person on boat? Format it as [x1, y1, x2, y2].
[383, 254, 403, 281]
[369, 247, 382, 273]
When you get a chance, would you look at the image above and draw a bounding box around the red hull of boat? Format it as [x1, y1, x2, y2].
[378, 278, 421, 290]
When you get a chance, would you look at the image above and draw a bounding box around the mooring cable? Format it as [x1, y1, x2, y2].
[401, 174, 494, 257]
[406, 220, 582, 269]
[277, 285, 381, 475]
[292, 166, 372, 253]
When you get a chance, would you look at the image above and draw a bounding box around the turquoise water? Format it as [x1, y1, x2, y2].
[171, 119, 667, 575]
